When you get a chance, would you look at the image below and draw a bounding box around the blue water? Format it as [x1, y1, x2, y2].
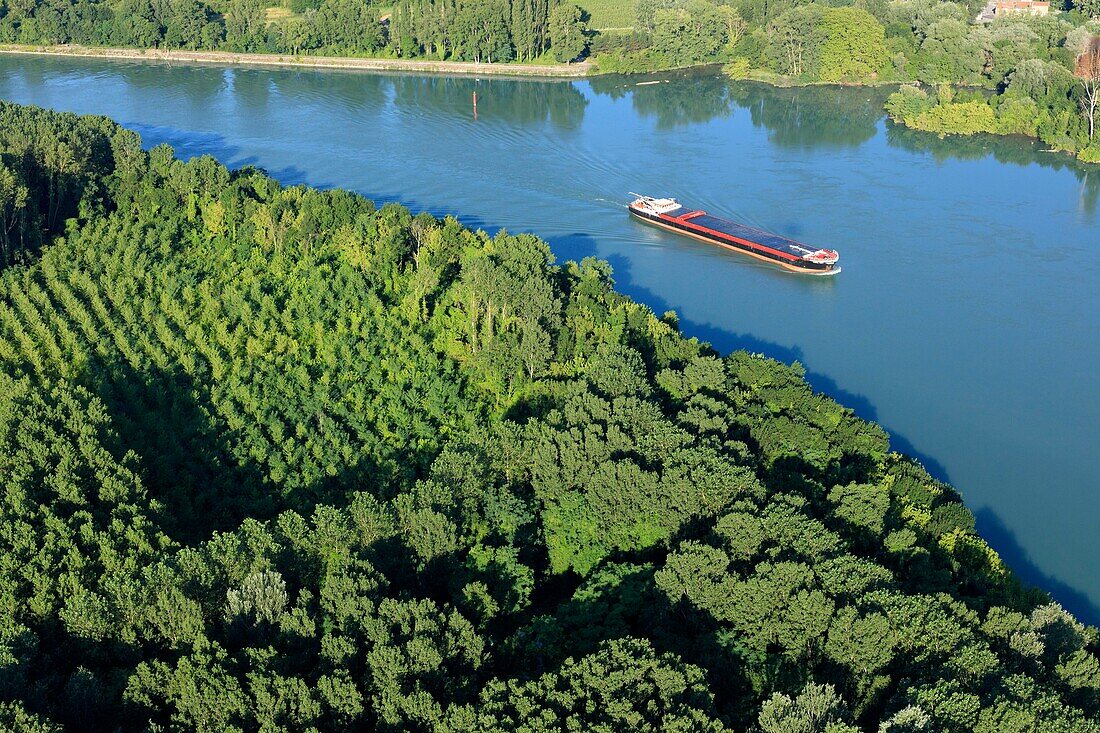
[1, 57, 1097, 620]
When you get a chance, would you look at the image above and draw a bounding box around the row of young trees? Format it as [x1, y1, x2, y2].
[0, 0, 384, 54]
[0, 0, 592, 61]
[1, 100, 1099, 731]
[389, 0, 548, 62]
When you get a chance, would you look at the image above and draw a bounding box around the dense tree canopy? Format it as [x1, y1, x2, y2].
[548, 3, 588, 62]
[0, 0, 591, 62]
[0, 100, 1097, 732]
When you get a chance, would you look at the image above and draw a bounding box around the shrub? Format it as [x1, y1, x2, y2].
[885, 85, 934, 122]
[995, 95, 1041, 137]
[591, 49, 668, 74]
[818, 7, 889, 82]
[1079, 144, 1100, 164]
[724, 57, 751, 79]
[911, 100, 997, 135]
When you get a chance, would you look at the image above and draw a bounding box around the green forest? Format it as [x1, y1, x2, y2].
[1, 100, 1099, 732]
[0, 0, 594, 63]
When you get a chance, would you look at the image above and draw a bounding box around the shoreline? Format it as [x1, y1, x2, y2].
[0, 43, 917, 88]
[4, 43, 1089, 163]
[0, 43, 593, 79]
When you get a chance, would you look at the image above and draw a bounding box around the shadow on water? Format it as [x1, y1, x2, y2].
[550, 230, 1100, 624]
[549, 231, 951, 481]
[126, 123, 322, 188]
[587, 72, 890, 144]
[974, 507, 1100, 624]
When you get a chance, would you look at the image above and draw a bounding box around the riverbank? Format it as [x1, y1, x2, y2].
[0, 43, 593, 78]
[883, 84, 1100, 164]
[8, 42, 1091, 164]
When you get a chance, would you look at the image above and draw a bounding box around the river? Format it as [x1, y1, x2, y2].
[1, 56, 1097, 621]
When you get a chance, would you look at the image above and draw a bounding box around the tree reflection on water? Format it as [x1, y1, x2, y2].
[589, 71, 1098, 215]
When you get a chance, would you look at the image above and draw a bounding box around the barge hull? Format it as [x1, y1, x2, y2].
[629, 208, 840, 275]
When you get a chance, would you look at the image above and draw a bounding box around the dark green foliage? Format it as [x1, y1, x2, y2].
[0, 701, 63, 732]
[0, 101, 1097, 733]
[548, 3, 589, 62]
[443, 638, 729, 731]
[0, 103, 124, 267]
[389, 0, 549, 62]
[878, 12, 1097, 158]
[758, 682, 858, 733]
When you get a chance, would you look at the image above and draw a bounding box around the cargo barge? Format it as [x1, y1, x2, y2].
[628, 194, 840, 275]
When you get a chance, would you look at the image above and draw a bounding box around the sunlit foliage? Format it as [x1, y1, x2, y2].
[0, 101, 1097, 732]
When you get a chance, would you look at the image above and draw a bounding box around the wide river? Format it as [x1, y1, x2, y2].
[1, 55, 1097, 620]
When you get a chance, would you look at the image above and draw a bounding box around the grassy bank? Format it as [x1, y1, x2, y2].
[0, 43, 593, 78]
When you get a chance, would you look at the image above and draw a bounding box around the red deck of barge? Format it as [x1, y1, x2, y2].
[628, 195, 840, 275]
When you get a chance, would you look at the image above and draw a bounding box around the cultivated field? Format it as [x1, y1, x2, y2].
[579, 0, 635, 30]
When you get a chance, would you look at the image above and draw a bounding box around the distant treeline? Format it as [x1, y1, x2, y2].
[584, 0, 1100, 160]
[0, 0, 592, 61]
[388, 0, 589, 63]
[2, 99, 1100, 732]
